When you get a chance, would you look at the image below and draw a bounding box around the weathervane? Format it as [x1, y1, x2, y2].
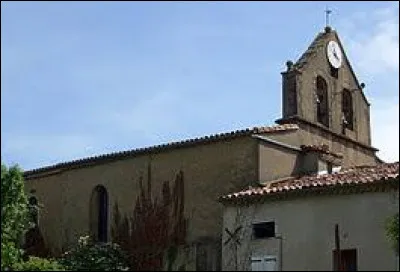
[325, 7, 332, 27]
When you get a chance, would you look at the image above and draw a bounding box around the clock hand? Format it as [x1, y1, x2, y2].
[333, 50, 339, 60]
[332, 46, 340, 61]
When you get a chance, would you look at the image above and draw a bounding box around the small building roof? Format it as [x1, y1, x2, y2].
[300, 144, 343, 159]
[219, 162, 399, 204]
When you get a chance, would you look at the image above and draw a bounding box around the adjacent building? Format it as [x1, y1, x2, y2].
[220, 159, 399, 271]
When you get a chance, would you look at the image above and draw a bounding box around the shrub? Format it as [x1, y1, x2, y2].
[60, 236, 130, 271]
[13, 256, 65, 271]
[386, 213, 399, 254]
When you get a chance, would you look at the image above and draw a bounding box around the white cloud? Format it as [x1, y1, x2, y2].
[339, 6, 399, 162]
[340, 7, 399, 75]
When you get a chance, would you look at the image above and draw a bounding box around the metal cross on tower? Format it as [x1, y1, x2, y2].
[325, 8, 332, 27]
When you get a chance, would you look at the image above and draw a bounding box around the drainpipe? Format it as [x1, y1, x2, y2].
[276, 235, 283, 271]
[335, 224, 341, 271]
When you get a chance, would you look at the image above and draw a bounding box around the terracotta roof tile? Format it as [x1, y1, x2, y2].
[24, 123, 299, 177]
[220, 162, 399, 203]
[300, 144, 343, 158]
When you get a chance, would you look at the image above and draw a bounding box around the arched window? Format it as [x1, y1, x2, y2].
[90, 185, 108, 242]
[316, 76, 329, 127]
[342, 89, 353, 130]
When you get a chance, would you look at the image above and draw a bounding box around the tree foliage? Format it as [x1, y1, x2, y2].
[13, 256, 65, 271]
[1, 163, 29, 270]
[112, 167, 187, 271]
[386, 212, 399, 254]
[1, 163, 28, 242]
[1, 163, 64, 270]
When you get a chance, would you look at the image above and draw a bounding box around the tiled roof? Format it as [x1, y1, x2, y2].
[220, 162, 399, 203]
[24, 124, 299, 177]
[300, 144, 343, 158]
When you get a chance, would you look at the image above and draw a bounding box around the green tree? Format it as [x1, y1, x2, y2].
[386, 213, 399, 254]
[1, 163, 65, 270]
[1, 163, 29, 270]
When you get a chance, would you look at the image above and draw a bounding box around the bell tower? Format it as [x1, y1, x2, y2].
[277, 25, 373, 147]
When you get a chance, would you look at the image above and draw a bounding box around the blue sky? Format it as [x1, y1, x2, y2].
[1, 1, 399, 170]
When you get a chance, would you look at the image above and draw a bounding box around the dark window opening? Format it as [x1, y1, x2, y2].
[98, 187, 108, 242]
[342, 89, 354, 131]
[327, 163, 333, 174]
[90, 185, 108, 243]
[330, 65, 339, 78]
[316, 76, 329, 127]
[333, 249, 357, 271]
[28, 196, 38, 206]
[253, 222, 275, 239]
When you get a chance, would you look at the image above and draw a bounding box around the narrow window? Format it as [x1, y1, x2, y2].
[316, 76, 329, 127]
[327, 163, 333, 174]
[253, 221, 275, 239]
[342, 89, 354, 130]
[90, 185, 108, 242]
[330, 66, 338, 78]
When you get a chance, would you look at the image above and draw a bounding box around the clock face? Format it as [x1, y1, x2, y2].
[326, 40, 342, 69]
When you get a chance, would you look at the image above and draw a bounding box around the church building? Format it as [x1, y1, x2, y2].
[23, 25, 397, 271]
